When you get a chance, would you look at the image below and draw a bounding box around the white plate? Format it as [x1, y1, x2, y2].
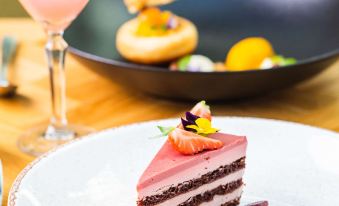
[8, 117, 339, 206]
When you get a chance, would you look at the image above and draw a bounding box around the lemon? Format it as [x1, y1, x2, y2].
[226, 37, 275, 71]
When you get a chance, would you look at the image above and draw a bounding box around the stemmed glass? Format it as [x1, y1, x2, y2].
[18, 0, 94, 156]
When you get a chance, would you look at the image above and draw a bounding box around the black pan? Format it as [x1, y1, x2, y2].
[65, 0, 339, 101]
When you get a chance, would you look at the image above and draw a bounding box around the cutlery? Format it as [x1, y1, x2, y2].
[0, 36, 17, 97]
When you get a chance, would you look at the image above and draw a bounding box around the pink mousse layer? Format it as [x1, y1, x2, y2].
[137, 133, 247, 197]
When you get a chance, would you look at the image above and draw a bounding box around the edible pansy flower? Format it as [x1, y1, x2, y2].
[154, 101, 224, 155]
[181, 112, 200, 131]
[186, 117, 219, 136]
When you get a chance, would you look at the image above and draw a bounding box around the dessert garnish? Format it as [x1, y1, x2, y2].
[124, 0, 175, 13]
[181, 112, 219, 135]
[169, 37, 297, 72]
[170, 55, 215, 72]
[136, 7, 179, 36]
[168, 127, 224, 155]
[189, 100, 212, 120]
[226, 37, 275, 71]
[214, 62, 228, 71]
[181, 112, 200, 131]
[245, 201, 269, 206]
[260, 55, 297, 69]
[225, 37, 297, 71]
[157, 101, 223, 155]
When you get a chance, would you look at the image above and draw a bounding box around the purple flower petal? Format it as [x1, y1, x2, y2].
[181, 112, 201, 132]
[167, 16, 178, 29]
[181, 118, 190, 127]
[181, 118, 196, 132]
[186, 112, 200, 123]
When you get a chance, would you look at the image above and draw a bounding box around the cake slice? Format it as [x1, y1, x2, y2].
[137, 101, 247, 206]
[137, 133, 247, 206]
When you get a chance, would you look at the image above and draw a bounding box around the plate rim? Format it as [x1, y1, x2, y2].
[8, 116, 339, 206]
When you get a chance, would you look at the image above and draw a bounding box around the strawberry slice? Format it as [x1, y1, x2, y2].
[190, 101, 211, 121]
[178, 101, 212, 129]
[168, 128, 223, 155]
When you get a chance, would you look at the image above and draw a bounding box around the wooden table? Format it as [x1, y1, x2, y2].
[0, 18, 338, 205]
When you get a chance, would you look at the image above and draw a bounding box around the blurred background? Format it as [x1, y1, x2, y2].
[0, 0, 27, 17]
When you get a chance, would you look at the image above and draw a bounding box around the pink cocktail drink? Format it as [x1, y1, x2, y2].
[19, 0, 89, 32]
[18, 0, 93, 156]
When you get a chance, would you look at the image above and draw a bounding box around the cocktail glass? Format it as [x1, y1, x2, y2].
[18, 0, 94, 156]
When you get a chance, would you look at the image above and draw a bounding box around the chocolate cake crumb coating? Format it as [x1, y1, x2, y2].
[220, 198, 241, 206]
[138, 157, 245, 206]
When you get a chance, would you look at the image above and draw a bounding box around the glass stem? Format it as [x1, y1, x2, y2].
[45, 32, 73, 140]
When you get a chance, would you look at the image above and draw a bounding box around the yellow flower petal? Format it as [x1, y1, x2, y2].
[206, 128, 219, 134]
[195, 118, 212, 129]
[186, 118, 219, 136]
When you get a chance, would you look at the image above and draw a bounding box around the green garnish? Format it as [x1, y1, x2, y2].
[271, 55, 297, 66]
[281, 57, 297, 66]
[149, 126, 175, 139]
[178, 55, 192, 71]
[157, 126, 175, 136]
